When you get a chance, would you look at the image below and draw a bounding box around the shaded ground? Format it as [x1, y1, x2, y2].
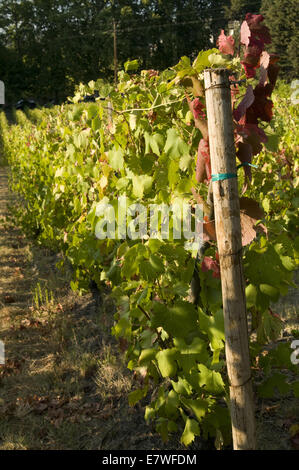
[0, 166, 298, 450]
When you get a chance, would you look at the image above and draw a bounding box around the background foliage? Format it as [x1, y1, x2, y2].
[0, 0, 297, 104]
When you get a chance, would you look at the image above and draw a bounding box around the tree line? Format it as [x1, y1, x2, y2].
[0, 0, 297, 105]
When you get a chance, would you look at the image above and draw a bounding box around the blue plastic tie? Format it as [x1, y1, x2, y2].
[212, 163, 258, 182]
[211, 173, 237, 182]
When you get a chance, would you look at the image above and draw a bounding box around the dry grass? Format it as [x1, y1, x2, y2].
[95, 342, 133, 401]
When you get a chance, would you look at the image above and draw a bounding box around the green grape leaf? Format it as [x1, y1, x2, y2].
[156, 348, 178, 378]
[112, 315, 131, 339]
[139, 348, 157, 366]
[174, 56, 195, 79]
[245, 284, 258, 308]
[121, 244, 146, 279]
[152, 301, 198, 338]
[198, 309, 225, 350]
[256, 310, 283, 344]
[124, 59, 140, 72]
[167, 420, 178, 433]
[164, 128, 189, 159]
[180, 418, 200, 446]
[193, 49, 218, 73]
[258, 373, 290, 398]
[92, 116, 101, 131]
[144, 132, 164, 156]
[198, 364, 225, 394]
[259, 283, 280, 300]
[168, 159, 180, 187]
[244, 246, 285, 287]
[174, 336, 208, 356]
[128, 386, 148, 406]
[208, 53, 230, 67]
[280, 255, 296, 271]
[174, 337, 209, 373]
[132, 174, 153, 198]
[116, 177, 130, 190]
[164, 390, 180, 418]
[181, 397, 209, 421]
[108, 148, 124, 171]
[140, 153, 156, 173]
[171, 377, 193, 396]
[269, 342, 296, 369]
[156, 418, 169, 442]
[139, 253, 164, 282]
[147, 239, 163, 254]
[179, 154, 193, 171]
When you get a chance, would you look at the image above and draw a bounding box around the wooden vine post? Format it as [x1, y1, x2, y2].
[203, 68, 256, 450]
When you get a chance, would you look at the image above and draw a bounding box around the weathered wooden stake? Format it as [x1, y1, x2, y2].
[204, 68, 256, 450]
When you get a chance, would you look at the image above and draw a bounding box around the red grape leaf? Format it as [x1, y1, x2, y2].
[203, 215, 217, 242]
[196, 147, 206, 183]
[201, 256, 220, 278]
[236, 123, 267, 167]
[186, 93, 208, 140]
[240, 20, 251, 47]
[240, 15, 271, 78]
[191, 97, 206, 120]
[246, 84, 274, 124]
[217, 30, 235, 56]
[239, 197, 266, 246]
[233, 85, 255, 122]
[237, 142, 253, 181]
[241, 61, 257, 79]
[244, 14, 271, 45]
[259, 51, 270, 86]
[196, 138, 210, 183]
[198, 198, 265, 246]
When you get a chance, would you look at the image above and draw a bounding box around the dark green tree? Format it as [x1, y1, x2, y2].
[261, 0, 299, 79]
[0, 0, 238, 104]
[225, 0, 262, 20]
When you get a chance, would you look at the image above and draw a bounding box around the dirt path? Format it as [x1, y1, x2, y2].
[0, 166, 298, 450]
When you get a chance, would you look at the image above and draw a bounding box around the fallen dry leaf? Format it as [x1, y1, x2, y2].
[240, 197, 266, 246]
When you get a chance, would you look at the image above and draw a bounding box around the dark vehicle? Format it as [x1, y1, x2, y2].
[15, 99, 37, 110]
[79, 91, 100, 103]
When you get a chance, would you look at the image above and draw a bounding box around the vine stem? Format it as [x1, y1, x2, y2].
[103, 97, 185, 115]
[137, 305, 164, 348]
